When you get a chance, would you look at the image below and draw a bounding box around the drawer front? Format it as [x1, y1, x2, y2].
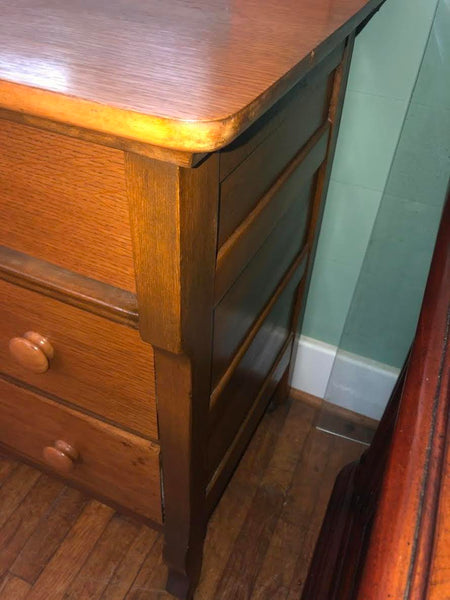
[212, 177, 314, 386]
[218, 65, 334, 247]
[0, 377, 162, 523]
[219, 43, 343, 182]
[208, 258, 306, 475]
[0, 279, 158, 439]
[215, 126, 328, 303]
[0, 119, 136, 292]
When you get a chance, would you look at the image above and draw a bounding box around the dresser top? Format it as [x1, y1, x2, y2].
[0, 0, 383, 153]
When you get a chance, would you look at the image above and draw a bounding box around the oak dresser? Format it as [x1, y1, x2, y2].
[0, 1, 385, 597]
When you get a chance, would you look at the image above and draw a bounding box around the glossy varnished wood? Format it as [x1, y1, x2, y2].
[0, 109, 207, 168]
[301, 364, 405, 600]
[0, 377, 162, 523]
[8, 332, 54, 375]
[0, 0, 385, 153]
[217, 74, 332, 247]
[0, 393, 365, 599]
[302, 189, 450, 600]
[207, 337, 293, 513]
[218, 45, 343, 181]
[211, 249, 308, 405]
[126, 153, 221, 597]
[428, 432, 450, 600]
[357, 192, 450, 600]
[205, 39, 355, 515]
[0, 247, 139, 328]
[0, 120, 136, 291]
[0, 279, 157, 438]
[0, 4, 386, 598]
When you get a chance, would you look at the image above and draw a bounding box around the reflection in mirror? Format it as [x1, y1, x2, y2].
[317, 0, 450, 443]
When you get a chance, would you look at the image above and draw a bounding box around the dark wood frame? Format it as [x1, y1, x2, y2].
[301, 187, 450, 600]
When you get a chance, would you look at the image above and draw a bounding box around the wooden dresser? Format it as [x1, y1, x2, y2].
[0, 1, 385, 597]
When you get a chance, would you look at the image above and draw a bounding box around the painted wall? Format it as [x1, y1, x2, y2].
[340, 0, 450, 369]
[292, 0, 450, 417]
[323, 1, 449, 420]
[300, 0, 439, 355]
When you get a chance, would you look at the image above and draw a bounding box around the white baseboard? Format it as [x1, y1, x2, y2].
[290, 336, 400, 420]
[290, 337, 337, 399]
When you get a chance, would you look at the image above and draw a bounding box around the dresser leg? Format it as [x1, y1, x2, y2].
[166, 565, 199, 600]
[163, 515, 206, 600]
[155, 348, 209, 600]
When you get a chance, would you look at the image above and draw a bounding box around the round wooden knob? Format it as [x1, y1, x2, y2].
[43, 440, 78, 473]
[9, 331, 54, 373]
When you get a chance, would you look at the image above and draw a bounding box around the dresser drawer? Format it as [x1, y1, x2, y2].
[0, 377, 162, 523]
[217, 50, 339, 248]
[0, 119, 136, 291]
[219, 43, 343, 183]
[0, 279, 158, 439]
[209, 255, 307, 475]
[212, 178, 314, 386]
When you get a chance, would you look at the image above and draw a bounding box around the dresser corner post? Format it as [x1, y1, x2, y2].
[125, 150, 219, 599]
[287, 33, 356, 381]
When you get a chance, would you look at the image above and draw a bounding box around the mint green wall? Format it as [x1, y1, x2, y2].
[301, 0, 440, 358]
[338, 0, 450, 367]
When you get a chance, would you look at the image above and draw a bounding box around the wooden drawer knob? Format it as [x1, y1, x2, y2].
[9, 331, 54, 373]
[43, 440, 78, 473]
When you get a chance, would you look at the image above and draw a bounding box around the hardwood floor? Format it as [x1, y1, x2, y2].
[0, 395, 365, 599]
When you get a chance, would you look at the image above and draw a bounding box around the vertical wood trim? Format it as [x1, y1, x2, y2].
[160, 155, 220, 599]
[307, 34, 356, 258]
[178, 156, 220, 353]
[287, 35, 356, 372]
[125, 155, 182, 350]
[125, 152, 220, 598]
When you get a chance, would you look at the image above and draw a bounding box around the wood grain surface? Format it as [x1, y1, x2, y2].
[0, 377, 162, 523]
[149, 154, 221, 598]
[0, 279, 157, 438]
[0, 0, 384, 151]
[217, 75, 330, 247]
[0, 392, 366, 599]
[0, 120, 136, 292]
[218, 44, 342, 181]
[0, 107, 207, 168]
[212, 249, 308, 406]
[207, 337, 292, 514]
[428, 433, 450, 600]
[0, 247, 139, 329]
[0, 7, 386, 597]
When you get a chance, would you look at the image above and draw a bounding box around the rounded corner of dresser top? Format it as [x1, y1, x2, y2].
[0, 78, 249, 156]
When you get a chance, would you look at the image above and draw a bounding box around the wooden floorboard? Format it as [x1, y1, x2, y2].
[0, 574, 31, 600]
[0, 395, 365, 599]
